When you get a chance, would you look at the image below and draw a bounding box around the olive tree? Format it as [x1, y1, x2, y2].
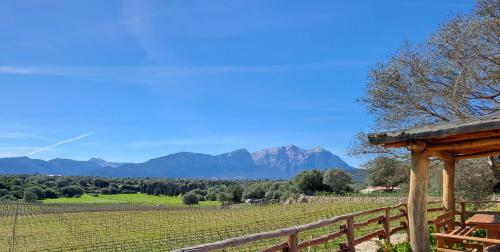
[322, 169, 352, 194]
[182, 192, 199, 205]
[364, 157, 409, 190]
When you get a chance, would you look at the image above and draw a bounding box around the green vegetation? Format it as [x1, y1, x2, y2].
[42, 193, 219, 206]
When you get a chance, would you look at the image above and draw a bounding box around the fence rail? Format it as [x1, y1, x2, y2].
[174, 201, 500, 252]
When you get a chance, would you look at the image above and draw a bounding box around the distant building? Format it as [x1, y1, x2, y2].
[360, 186, 400, 194]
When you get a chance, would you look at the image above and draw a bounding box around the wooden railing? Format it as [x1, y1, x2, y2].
[173, 203, 410, 252]
[173, 201, 499, 252]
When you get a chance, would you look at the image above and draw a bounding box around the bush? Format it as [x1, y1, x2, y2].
[25, 186, 45, 199]
[44, 189, 60, 199]
[243, 184, 266, 200]
[182, 192, 199, 205]
[23, 191, 38, 202]
[1, 194, 17, 201]
[101, 187, 118, 195]
[0, 189, 9, 197]
[205, 193, 217, 201]
[120, 185, 139, 193]
[60, 186, 84, 197]
[93, 178, 109, 188]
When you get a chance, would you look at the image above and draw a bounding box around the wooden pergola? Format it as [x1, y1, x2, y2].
[368, 115, 500, 251]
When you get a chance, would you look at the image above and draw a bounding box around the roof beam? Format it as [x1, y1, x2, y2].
[426, 137, 500, 151]
[455, 150, 500, 160]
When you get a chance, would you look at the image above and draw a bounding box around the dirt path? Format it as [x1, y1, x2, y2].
[355, 234, 407, 252]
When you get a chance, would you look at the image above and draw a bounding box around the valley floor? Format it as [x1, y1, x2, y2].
[41, 193, 219, 206]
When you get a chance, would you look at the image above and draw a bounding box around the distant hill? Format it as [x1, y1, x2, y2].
[0, 145, 363, 180]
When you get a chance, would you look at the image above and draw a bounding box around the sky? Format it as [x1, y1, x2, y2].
[0, 0, 475, 166]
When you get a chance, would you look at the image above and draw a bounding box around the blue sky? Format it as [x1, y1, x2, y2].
[0, 0, 474, 166]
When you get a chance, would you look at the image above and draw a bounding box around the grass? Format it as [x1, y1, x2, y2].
[42, 193, 220, 206]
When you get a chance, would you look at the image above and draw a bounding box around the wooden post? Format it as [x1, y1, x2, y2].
[346, 217, 355, 252]
[287, 232, 298, 252]
[443, 156, 456, 230]
[407, 150, 431, 252]
[443, 157, 456, 213]
[384, 207, 391, 243]
[460, 202, 466, 227]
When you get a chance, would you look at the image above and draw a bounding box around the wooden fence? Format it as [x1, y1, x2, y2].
[173, 201, 499, 252]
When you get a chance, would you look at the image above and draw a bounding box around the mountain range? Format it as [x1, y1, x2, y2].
[0, 145, 362, 180]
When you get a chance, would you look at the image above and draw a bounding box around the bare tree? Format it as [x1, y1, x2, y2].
[351, 0, 500, 176]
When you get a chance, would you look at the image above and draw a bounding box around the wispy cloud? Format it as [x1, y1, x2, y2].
[0, 60, 371, 78]
[0, 66, 63, 76]
[121, 0, 165, 62]
[0, 132, 54, 141]
[25, 132, 93, 156]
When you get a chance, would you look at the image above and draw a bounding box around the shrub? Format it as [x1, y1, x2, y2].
[44, 189, 60, 199]
[93, 178, 109, 188]
[205, 193, 217, 201]
[101, 187, 118, 195]
[1, 194, 17, 201]
[25, 186, 46, 199]
[60, 186, 84, 197]
[182, 192, 199, 205]
[243, 184, 266, 200]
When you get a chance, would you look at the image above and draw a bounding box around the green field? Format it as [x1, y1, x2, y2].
[0, 197, 416, 251]
[42, 193, 220, 206]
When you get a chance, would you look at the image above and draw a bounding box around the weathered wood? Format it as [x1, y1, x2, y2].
[389, 212, 406, 221]
[443, 157, 455, 216]
[346, 217, 355, 252]
[407, 150, 431, 252]
[353, 215, 384, 228]
[456, 150, 500, 160]
[433, 233, 500, 244]
[431, 130, 500, 144]
[296, 230, 345, 249]
[368, 115, 500, 145]
[390, 226, 407, 235]
[354, 230, 384, 245]
[460, 202, 466, 226]
[287, 233, 298, 252]
[261, 241, 288, 252]
[427, 137, 500, 151]
[384, 207, 391, 243]
[427, 207, 445, 213]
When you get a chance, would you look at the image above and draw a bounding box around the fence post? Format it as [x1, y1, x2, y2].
[460, 202, 466, 227]
[346, 217, 355, 252]
[287, 232, 298, 252]
[384, 207, 391, 243]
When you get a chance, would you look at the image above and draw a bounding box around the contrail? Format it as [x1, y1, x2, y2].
[26, 132, 93, 156]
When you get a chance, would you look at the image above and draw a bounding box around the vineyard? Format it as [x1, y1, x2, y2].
[0, 197, 424, 251]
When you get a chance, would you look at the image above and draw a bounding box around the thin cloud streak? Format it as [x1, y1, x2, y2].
[25, 132, 93, 156]
[0, 132, 54, 141]
[0, 60, 371, 77]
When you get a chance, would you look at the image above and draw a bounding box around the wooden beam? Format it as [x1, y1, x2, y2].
[456, 150, 500, 160]
[428, 150, 455, 160]
[427, 137, 500, 151]
[383, 141, 409, 148]
[428, 130, 500, 144]
[443, 157, 456, 216]
[408, 151, 431, 252]
[409, 141, 427, 152]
